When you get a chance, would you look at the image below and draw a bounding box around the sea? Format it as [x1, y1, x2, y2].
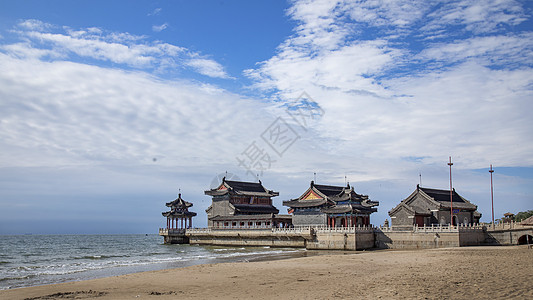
[0, 234, 308, 290]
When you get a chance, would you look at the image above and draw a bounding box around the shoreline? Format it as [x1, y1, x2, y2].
[2, 245, 532, 299]
[0, 243, 314, 291]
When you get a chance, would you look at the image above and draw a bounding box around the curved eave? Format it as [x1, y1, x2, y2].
[283, 198, 327, 208]
[162, 211, 197, 217]
[204, 190, 229, 196]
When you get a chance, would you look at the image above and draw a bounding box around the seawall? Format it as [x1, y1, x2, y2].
[161, 224, 533, 250]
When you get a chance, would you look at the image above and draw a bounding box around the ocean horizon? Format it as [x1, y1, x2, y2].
[0, 234, 308, 290]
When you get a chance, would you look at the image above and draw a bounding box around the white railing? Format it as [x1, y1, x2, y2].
[487, 220, 526, 231]
[186, 227, 313, 235]
[315, 225, 375, 233]
[377, 223, 485, 233]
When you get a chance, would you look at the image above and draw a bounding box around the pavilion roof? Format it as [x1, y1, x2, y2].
[162, 210, 197, 217]
[283, 181, 378, 209]
[165, 193, 193, 208]
[205, 177, 279, 197]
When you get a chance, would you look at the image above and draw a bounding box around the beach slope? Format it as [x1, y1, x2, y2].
[2, 246, 532, 300]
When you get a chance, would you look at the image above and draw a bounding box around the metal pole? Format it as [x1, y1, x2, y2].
[489, 165, 495, 230]
[448, 156, 454, 226]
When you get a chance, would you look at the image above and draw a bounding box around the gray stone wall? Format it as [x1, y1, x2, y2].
[436, 211, 473, 225]
[293, 213, 326, 226]
[207, 198, 234, 227]
[390, 206, 412, 227]
[410, 195, 434, 212]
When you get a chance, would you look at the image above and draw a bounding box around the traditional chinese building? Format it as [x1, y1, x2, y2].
[283, 181, 379, 227]
[162, 193, 197, 230]
[204, 177, 292, 228]
[388, 185, 482, 227]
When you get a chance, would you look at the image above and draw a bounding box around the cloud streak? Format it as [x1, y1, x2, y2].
[3, 20, 231, 79]
[245, 0, 533, 171]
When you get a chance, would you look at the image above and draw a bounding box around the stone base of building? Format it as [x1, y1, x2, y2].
[163, 225, 533, 250]
[159, 228, 189, 244]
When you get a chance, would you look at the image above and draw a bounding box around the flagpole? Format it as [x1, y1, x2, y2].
[489, 165, 494, 230]
[448, 157, 454, 226]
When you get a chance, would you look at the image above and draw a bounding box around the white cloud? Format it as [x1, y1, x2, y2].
[152, 23, 168, 32]
[246, 0, 533, 172]
[418, 33, 533, 68]
[148, 8, 162, 16]
[186, 58, 234, 79]
[4, 20, 232, 79]
[17, 19, 52, 31]
[0, 53, 268, 169]
[0, 3, 531, 231]
[424, 0, 527, 34]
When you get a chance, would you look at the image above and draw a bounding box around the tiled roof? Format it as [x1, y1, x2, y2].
[420, 187, 466, 203]
[225, 180, 267, 193]
[165, 194, 193, 208]
[205, 178, 279, 197]
[313, 184, 344, 197]
[162, 210, 197, 217]
[233, 204, 279, 214]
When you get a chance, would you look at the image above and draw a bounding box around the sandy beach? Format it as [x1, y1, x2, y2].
[2, 246, 532, 300]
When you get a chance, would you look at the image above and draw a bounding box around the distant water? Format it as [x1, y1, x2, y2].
[0, 234, 307, 290]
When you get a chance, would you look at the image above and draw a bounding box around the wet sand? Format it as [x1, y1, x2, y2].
[2, 246, 532, 300]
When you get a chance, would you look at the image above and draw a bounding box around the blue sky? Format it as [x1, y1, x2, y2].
[0, 0, 532, 234]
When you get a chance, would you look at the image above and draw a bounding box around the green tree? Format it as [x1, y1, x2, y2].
[514, 210, 533, 222]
